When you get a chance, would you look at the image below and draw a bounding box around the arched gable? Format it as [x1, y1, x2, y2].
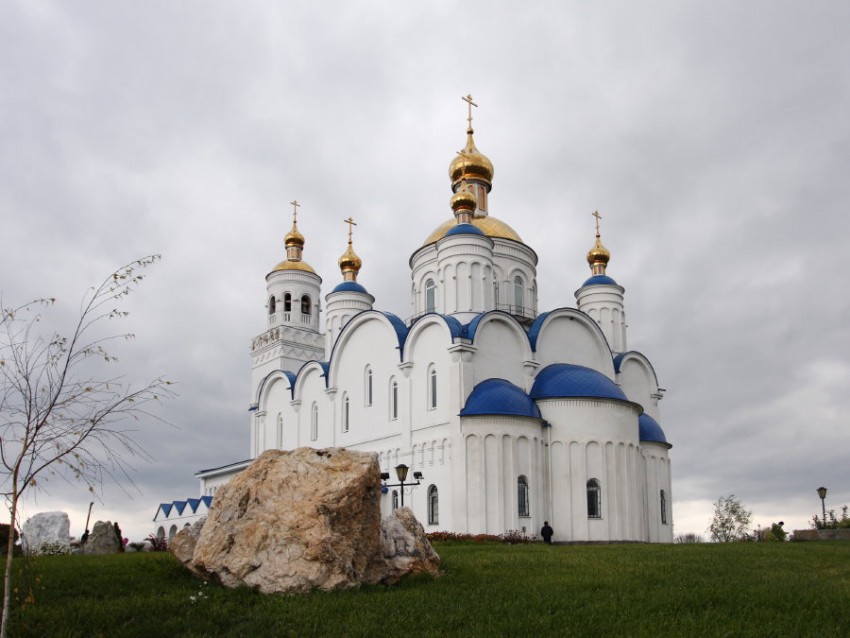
[402, 314, 463, 360]
[255, 369, 297, 405]
[530, 308, 615, 378]
[327, 310, 409, 388]
[292, 360, 329, 401]
[614, 351, 660, 417]
[466, 311, 531, 389]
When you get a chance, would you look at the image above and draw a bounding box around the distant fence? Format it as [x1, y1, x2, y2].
[791, 529, 850, 541]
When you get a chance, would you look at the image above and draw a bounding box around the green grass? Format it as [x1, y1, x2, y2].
[5, 541, 849, 637]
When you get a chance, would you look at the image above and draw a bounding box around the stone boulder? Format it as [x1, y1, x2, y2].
[381, 507, 441, 583]
[189, 447, 439, 593]
[171, 518, 206, 565]
[22, 511, 70, 555]
[82, 520, 121, 555]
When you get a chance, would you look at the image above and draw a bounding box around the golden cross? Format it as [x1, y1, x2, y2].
[290, 200, 300, 224]
[592, 210, 603, 235]
[462, 94, 478, 129]
[343, 217, 357, 243]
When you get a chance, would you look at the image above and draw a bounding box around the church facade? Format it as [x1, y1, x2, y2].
[156, 101, 673, 543]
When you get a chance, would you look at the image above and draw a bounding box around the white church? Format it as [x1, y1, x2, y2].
[155, 100, 673, 543]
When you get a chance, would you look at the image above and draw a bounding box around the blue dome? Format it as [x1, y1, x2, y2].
[331, 281, 369, 294]
[582, 274, 618, 287]
[444, 223, 485, 237]
[639, 414, 669, 445]
[530, 364, 627, 401]
[460, 379, 541, 419]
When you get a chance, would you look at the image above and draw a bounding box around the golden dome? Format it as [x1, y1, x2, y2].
[271, 259, 316, 274]
[284, 222, 305, 248]
[587, 235, 611, 266]
[449, 128, 494, 191]
[450, 188, 477, 214]
[423, 215, 522, 245]
[338, 242, 362, 273]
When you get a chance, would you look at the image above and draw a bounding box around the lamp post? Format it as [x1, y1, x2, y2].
[817, 486, 828, 525]
[381, 464, 424, 508]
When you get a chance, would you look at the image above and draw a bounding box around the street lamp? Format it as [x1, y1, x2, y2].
[817, 486, 828, 525]
[381, 464, 424, 507]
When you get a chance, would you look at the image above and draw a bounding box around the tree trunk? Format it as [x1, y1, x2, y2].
[1, 488, 18, 638]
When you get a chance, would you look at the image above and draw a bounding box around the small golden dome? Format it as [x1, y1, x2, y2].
[587, 235, 610, 266]
[449, 128, 494, 191]
[423, 215, 522, 245]
[338, 242, 362, 273]
[450, 188, 477, 213]
[284, 222, 305, 248]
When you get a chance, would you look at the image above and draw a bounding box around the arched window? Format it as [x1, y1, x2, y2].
[392, 490, 399, 512]
[301, 295, 311, 316]
[587, 479, 602, 518]
[169, 524, 178, 540]
[428, 485, 439, 525]
[310, 403, 318, 441]
[156, 526, 165, 540]
[268, 296, 276, 315]
[365, 366, 373, 406]
[514, 276, 523, 309]
[390, 379, 399, 420]
[428, 366, 437, 410]
[342, 394, 350, 433]
[518, 475, 530, 517]
[660, 489, 667, 525]
[283, 293, 292, 312]
[425, 278, 436, 313]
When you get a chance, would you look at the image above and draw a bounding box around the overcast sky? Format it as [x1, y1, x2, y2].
[2, 1, 848, 541]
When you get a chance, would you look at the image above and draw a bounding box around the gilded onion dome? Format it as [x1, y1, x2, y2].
[338, 217, 362, 282]
[586, 211, 611, 277]
[271, 202, 316, 273]
[449, 127, 494, 191]
[450, 187, 477, 224]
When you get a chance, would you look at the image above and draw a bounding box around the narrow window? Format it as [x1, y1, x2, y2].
[310, 404, 318, 441]
[390, 379, 399, 420]
[428, 485, 439, 525]
[392, 490, 399, 512]
[283, 293, 292, 312]
[514, 276, 523, 309]
[276, 413, 283, 448]
[425, 278, 436, 313]
[518, 475, 530, 517]
[342, 394, 350, 433]
[587, 479, 602, 518]
[169, 525, 178, 540]
[301, 295, 311, 316]
[365, 367, 373, 406]
[429, 367, 437, 410]
[268, 296, 276, 315]
[660, 489, 667, 525]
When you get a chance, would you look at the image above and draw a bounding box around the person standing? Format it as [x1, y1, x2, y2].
[541, 521, 554, 544]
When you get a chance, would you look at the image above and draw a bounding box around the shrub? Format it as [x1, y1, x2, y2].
[145, 534, 169, 552]
[498, 529, 536, 544]
[675, 533, 704, 544]
[811, 505, 850, 530]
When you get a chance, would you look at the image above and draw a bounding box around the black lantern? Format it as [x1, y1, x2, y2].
[817, 486, 828, 524]
[381, 464, 423, 507]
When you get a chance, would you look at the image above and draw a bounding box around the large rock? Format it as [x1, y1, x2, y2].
[381, 507, 441, 583]
[171, 518, 206, 565]
[82, 520, 121, 555]
[189, 447, 439, 593]
[22, 511, 70, 555]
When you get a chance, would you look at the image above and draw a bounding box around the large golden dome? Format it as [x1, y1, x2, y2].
[449, 128, 494, 191]
[271, 259, 316, 274]
[423, 215, 522, 245]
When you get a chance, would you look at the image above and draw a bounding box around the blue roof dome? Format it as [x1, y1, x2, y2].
[331, 281, 368, 294]
[639, 414, 669, 445]
[445, 223, 485, 237]
[582, 274, 618, 287]
[530, 364, 627, 401]
[460, 379, 541, 419]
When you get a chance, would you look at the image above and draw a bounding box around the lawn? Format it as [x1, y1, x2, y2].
[5, 541, 849, 637]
